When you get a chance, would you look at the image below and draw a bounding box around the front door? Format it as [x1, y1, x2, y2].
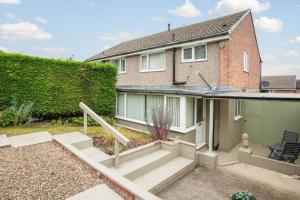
[196, 98, 205, 148]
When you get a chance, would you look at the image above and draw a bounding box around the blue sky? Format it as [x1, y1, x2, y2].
[0, 0, 300, 77]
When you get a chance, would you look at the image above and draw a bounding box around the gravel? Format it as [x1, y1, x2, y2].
[0, 141, 103, 200]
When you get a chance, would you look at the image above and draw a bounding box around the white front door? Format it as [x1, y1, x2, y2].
[195, 98, 205, 149]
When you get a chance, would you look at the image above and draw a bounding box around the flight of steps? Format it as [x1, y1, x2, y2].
[55, 132, 196, 199]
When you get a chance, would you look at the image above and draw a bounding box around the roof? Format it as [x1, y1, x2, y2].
[204, 92, 300, 101]
[261, 75, 296, 90]
[87, 10, 250, 61]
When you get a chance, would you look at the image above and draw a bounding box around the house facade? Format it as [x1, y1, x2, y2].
[88, 10, 261, 151]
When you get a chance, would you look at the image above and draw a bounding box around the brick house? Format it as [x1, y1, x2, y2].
[88, 10, 261, 151]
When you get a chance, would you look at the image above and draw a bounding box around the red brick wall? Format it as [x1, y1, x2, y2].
[219, 12, 261, 90]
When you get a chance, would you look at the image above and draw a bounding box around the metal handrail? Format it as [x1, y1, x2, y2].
[79, 102, 130, 168]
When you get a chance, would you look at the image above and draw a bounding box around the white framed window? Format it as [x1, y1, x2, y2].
[140, 52, 165, 72]
[112, 58, 126, 74]
[166, 96, 181, 127]
[182, 44, 207, 62]
[243, 51, 249, 72]
[234, 99, 242, 121]
[116, 93, 125, 116]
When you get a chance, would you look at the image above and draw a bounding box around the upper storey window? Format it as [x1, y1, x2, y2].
[112, 58, 126, 74]
[243, 51, 249, 72]
[140, 52, 165, 72]
[182, 44, 207, 62]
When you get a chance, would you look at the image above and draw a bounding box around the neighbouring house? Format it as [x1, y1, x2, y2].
[296, 79, 300, 93]
[261, 75, 297, 93]
[87, 9, 261, 152]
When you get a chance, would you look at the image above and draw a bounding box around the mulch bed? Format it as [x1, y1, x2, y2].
[0, 141, 103, 200]
[92, 135, 151, 155]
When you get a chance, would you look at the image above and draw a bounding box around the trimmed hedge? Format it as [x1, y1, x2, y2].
[0, 52, 117, 118]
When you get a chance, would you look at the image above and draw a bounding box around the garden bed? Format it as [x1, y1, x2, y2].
[0, 141, 103, 200]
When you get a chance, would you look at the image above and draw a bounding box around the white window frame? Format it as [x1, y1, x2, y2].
[234, 99, 242, 121]
[115, 93, 202, 133]
[182, 44, 207, 63]
[243, 51, 249, 72]
[112, 58, 126, 74]
[139, 51, 165, 72]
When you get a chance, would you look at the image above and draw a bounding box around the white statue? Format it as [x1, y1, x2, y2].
[242, 133, 249, 148]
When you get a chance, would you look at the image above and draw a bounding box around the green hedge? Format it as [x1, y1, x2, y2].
[0, 52, 117, 118]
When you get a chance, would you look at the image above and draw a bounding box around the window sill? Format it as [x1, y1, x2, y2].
[118, 72, 126, 74]
[139, 69, 166, 73]
[181, 59, 208, 63]
[234, 116, 242, 121]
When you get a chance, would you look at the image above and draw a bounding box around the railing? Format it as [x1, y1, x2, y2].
[79, 102, 130, 168]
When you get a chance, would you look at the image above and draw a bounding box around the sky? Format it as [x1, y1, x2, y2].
[0, 0, 300, 77]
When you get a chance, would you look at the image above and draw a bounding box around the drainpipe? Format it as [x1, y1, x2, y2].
[172, 47, 187, 85]
[208, 99, 214, 152]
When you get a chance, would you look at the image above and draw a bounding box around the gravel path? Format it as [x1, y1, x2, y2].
[0, 141, 102, 200]
[158, 167, 300, 200]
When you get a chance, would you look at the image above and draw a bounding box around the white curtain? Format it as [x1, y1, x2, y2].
[126, 94, 145, 121]
[149, 52, 164, 70]
[146, 95, 164, 122]
[167, 97, 180, 127]
[195, 45, 206, 59]
[117, 94, 125, 116]
[186, 97, 195, 128]
[141, 55, 147, 70]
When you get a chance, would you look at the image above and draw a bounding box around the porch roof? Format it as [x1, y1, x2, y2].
[204, 92, 300, 101]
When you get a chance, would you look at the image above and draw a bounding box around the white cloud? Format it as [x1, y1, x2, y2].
[283, 50, 298, 57]
[168, 0, 201, 17]
[254, 17, 283, 32]
[0, 46, 9, 52]
[0, 22, 52, 40]
[102, 45, 111, 50]
[263, 53, 282, 63]
[99, 31, 139, 41]
[35, 16, 48, 24]
[5, 13, 16, 19]
[289, 36, 300, 45]
[209, 0, 270, 15]
[149, 16, 164, 22]
[0, 0, 20, 4]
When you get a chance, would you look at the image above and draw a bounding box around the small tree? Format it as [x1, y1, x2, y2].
[147, 106, 172, 140]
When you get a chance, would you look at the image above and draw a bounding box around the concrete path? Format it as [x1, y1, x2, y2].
[67, 184, 123, 200]
[220, 163, 300, 196]
[0, 134, 10, 148]
[9, 131, 53, 147]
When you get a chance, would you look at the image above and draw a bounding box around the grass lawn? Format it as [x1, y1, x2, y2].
[0, 123, 153, 142]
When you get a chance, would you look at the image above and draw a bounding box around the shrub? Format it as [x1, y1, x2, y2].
[147, 106, 172, 140]
[230, 191, 257, 200]
[0, 104, 17, 127]
[13, 102, 34, 126]
[0, 52, 117, 118]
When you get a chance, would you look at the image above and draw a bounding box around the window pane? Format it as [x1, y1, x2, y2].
[120, 58, 126, 72]
[112, 59, 119, 69]
[145, 95, 164, 122]
[141, 55, 147, 70]
[186, 97, 195, 128]
[167, 97, 180, 127]
[183, 48, 192, 60]
[126, 94, 145, 121]
[117, 94, 125, 116]
[196, 99, 203, 123]
[149, 52, 164, 70]
[195, 45, 206, 59]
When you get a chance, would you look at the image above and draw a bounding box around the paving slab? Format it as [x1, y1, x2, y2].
[0, 134, 10, 148]
[9, 131, 53, 147]
[66, 184, 123, 200]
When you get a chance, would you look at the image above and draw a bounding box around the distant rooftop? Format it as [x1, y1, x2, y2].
[87, 10, 250, 61]
[261, 75, 296, 90]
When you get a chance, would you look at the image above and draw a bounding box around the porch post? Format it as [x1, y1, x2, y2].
[209, 99, 214, 152]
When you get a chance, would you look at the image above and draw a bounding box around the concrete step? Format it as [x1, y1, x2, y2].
[66, 184, 123, 200]
[54, 132, 92, 149]
[132, 156, 195, 194]
[9, 131, 53, 147]
[0, 134, 11, 148]
[81, 146, 111, 163]
[111, 149, 174, 180]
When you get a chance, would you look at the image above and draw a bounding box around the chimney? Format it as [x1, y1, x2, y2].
[168, 23, 171, 32]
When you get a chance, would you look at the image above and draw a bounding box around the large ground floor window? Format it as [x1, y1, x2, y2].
[116, 92, 204, 133]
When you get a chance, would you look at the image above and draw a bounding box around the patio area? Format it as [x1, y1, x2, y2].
[158, 164, 300, 200]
